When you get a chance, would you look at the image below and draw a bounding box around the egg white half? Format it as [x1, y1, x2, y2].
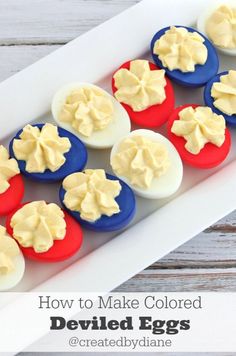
[110, 129, 183, 199]
[197, 0, 236, 56]
[51, 82, 131, 149]
[0, 249, 25, 291]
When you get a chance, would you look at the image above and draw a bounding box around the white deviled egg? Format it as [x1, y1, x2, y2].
[0, 225, 25, 291]
[110, 129, 183, 199]
[52, 82, 131, 149]
[197, 1, 236, 56]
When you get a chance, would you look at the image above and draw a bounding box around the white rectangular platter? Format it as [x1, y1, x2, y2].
[1, 0, 236, 293]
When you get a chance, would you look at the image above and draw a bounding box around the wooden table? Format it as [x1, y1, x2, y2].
[1, 0, 236, 293]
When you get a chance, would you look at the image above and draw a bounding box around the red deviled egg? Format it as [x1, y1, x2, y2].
[6, 201, 83, 263]
[112, 59, 174, 128]
[0, 145, 24, 216]
[167, 104, 231, 169]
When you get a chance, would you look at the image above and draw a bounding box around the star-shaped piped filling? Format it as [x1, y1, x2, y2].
[59, 87, 114, 137]
[111, 135, 170, 189]
[114, 59, 166, 112]
[63, 169, 121, 222]
[206, 5, 236, 49]
[211, 70, 236, 116]
[171, 106, 226, 154]
[13, 123, 71, 173]
[153, 26, 208, 72]
[10, 201, 66, 253]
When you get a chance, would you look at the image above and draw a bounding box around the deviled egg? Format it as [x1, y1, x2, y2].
[0, 225, 25, 291]
[6, 201, 83, 263]
[151, 26, 219, 87]
[52, 83, 131, 149]
[59, 169, 136, 232]
[0, 145, 24, 216]
[9, 123, 87, 183]
[112, 59, 175, 128]
[204, 70, 236, 126]
[110, 130, 183, 199]
[197, 1, 236, 56]
[167, 104, 231, 169]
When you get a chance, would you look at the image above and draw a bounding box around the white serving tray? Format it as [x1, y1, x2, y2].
[1, 0, 236, 293]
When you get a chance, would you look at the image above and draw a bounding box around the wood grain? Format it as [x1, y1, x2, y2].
[151, 210, 236, 270]
[0, 0, 236, 294]
[0, 45, 60, 81]
[116, 268, 236, 292]
[117, 211, 236, 292]
[0, 0, 138, 44]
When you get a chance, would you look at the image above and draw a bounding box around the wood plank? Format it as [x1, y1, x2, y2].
[0, 0, 139, 45]
[116, 268, 236, 292]
[116, 210, 236, 291]
[0, 45, 59, 81]
[151, 209, 236, 268]
[152, 229, 236, 268]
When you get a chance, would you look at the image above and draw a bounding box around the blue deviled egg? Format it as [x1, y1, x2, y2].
[150, 26, 219, 88]
[204, 70, 236, 126]
[59, 169, 136, 232]
[9, 123, 87, 183]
